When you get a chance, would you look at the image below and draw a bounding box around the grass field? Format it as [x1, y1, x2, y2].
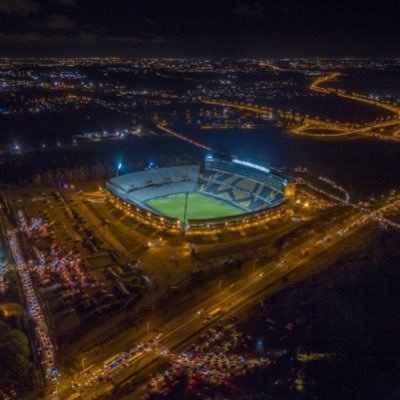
[145, 192, 245, 221]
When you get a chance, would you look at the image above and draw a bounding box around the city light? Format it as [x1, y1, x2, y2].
[1, 55, 400, 400]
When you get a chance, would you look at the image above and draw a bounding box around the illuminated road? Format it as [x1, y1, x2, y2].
[43, 191, 400, 399]
[202, 72, 400, 141]
[102, 65, 400, 141]
[6, 229, 56, 380]
[202, 99, 274, 120]
[310, 72, 400, 114]
[61, 203, 384, 399]
[259, 62, 289, 72]
[298, 72, 400, 139]
[157, 124, 212, 151]
[93, 64, 400, 143]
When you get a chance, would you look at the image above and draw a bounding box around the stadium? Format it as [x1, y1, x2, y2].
[106, 156, 296, 233]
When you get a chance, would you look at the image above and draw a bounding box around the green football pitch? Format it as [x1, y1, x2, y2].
[145, 192, 245, 221]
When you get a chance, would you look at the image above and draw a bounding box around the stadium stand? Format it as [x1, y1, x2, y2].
[106, 158, 291, 230]
[108, 165, 200, 194]
[127, 181, 197, 202]
[197, 158, 285, 211]
[106, 165, 200, 212]
[205, 158, 288, 192]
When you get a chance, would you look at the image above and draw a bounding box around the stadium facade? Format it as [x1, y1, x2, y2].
[106, 156, 295, 233]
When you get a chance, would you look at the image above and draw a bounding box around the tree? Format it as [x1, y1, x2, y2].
[0, 319, 32, 388]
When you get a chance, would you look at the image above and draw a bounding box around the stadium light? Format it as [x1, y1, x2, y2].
[232, 158, 270, 173]
[117, 162, 122, 177]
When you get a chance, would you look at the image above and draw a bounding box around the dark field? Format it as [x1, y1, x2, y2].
[250, 228, 400, 399]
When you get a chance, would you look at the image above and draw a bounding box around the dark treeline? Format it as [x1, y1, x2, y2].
[0, 137, 201, 187]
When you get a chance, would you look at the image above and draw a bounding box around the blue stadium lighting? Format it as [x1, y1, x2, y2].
[206, 154, 214, 160]
[116, 162, 123, 177]
[232, 158, 270, 173]
[146, 161, 158, 170]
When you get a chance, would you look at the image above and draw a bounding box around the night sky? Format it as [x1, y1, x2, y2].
[0, 0, 399, 57]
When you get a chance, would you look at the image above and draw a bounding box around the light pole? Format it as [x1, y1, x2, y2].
[146, 320, 151, 335]
[253, 258, 259, 272]
[183, 192, 189, 232]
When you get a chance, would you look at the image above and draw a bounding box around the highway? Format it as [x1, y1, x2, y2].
[301, 72, 400, 139]
[8, 186, 398, 399]
[157, 124, 212, 151]
[6, 229, 56, 380]
[201, 99, 274, 119]
[63, 205, 376, 399]
[64, 193, 400, 399]
[203, 72, 400, 142]
[3, 159, 398, 400]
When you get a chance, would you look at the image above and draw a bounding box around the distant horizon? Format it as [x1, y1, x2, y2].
[0, 55, 399, 60]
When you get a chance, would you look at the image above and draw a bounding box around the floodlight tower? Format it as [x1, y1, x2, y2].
[183, 192, 190, 232]
[117, 162, 122, 177]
